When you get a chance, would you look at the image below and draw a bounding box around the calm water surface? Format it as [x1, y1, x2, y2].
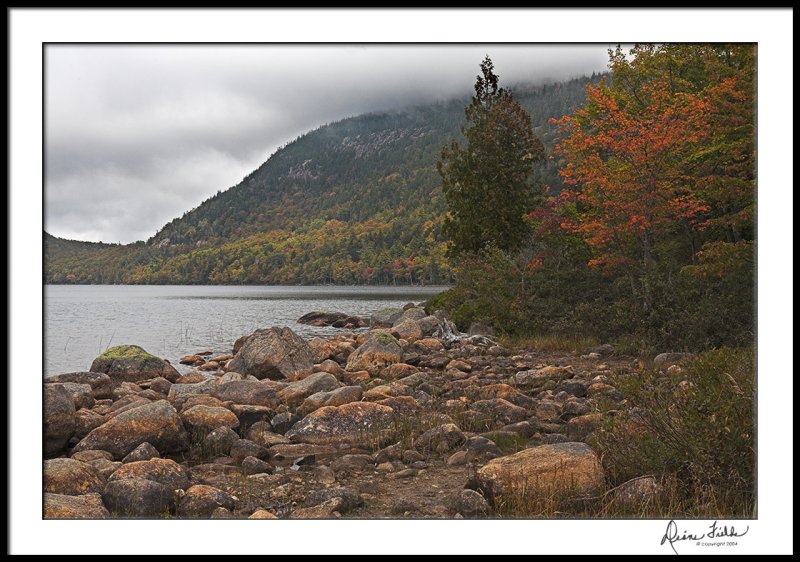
[44, 285, 447, 378]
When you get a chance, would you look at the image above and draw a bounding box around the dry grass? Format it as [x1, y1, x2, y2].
[498, 333, 599, 354]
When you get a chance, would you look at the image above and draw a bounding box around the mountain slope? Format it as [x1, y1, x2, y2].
[45, 74, 603, 285]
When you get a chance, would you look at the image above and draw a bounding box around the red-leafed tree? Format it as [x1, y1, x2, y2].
[551, 78, 711, 309]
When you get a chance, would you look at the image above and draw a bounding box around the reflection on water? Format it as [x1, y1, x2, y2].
[44, 285, 447, 377]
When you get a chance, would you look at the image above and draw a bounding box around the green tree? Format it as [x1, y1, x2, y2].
[437, 56, 545, 256]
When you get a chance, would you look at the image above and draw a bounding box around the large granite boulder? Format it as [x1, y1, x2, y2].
[226, 327, 315, 380]
[73, 400, 189, 460]
[46, 372, 114, 399]
[44, 383, 76, 457]
[345, 332, 403, 375]
[90, 345, 180, 384]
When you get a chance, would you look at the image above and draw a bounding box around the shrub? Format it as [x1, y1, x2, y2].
[594, 347, 755, 517]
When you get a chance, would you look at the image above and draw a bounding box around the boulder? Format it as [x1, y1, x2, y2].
[178, 484, 235, 518]
[90, 345, 180, 384]
[176, 372, 208, 384]
[383, 363, 419, 380]
[277, 372, 342, 407]
[73, 400, 189, 460]
[71, 449, 113, 463]
[345, 332, 403, 375]
[584, 344, 615, 357]
[304, 487, 363, 513]
[86, 458, 122, 479]
[43, 493, 110, 519]
[390, 320, 423, 343]
[476, 442, 604, 501]
[246, 423, 292, 448]
[166, 379, 217, 409]
[298, 386, 363, 416]
[43, 458, 105, 496]
[226, 327, 315, 380]
[213, 380, 282, 406]
[611, 476, 665, 508]
[102, 478, 174, 517]
[44, 383, 76, 457]
[370, 307, 404, 328]
[48, 382, 95, 410]
[146, 377, 173, 395]
[228, 404, 274, 429]
[653, 352, 695, 370]
[180, 405, 239, 434]
[391, 307, 427, 327]
[241, 456, 274, 475]
[415, 423, 465, 453]
[232, 334, 251, 355]
[445, 489, 491, 517]
[470, 399, 530, 425]
[249, 508, 278, 519]
[46, 372, 114, 399]
[230, 439, 268, 462]
[73, 408, 106, 440]
[286, 402, 396, 446]
[121, 442, 160, 463]
[203, 426, 241, 455]
[108, 457, 189, 492]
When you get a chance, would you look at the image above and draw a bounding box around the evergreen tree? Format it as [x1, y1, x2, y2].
[437, 56, 545, 256]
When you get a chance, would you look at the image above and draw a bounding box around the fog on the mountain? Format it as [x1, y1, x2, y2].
[45, 44, 612, 244]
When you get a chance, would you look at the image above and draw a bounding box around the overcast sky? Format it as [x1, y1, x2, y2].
[45, 44, 612, 244]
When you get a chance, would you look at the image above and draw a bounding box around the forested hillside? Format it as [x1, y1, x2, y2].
[45, 74, 603, 285]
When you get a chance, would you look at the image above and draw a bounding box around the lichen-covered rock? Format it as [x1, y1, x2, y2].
[246, 422, 292, 448]
[74, 408, 106, 440]
[415, 423, 465, 453]
[178, 484, 235, 518]
[49, 382, 95, 410]
[286, 402, 396, 446]
[203, 426, 241, 455]
[304, 487, 363, 513]
[470, 398, 530, 425]
[121, 442, 160, 463]
[241, 456, 274, 475]
[476, 442, 604, 501]
[226, 327, 315, 380]
[390, 320, 423, 343]
[180, 405, 239, 434]
[102, 478, 174, 517]
[478, 384, 535, 409]
[249, 508, 278, 519]
[277, 372, 342, 407]
[44, 458, 105, 496]
[444, 489, 491, 517]
[46, 372, 114, 399]
[73, 400, 189, 460]
[515, 365, 575, 385]
[213, 380, 283, 406]
[167, 379, 217, 409]
[108, 458, 189, 491]
[71, 449, 113, 463]
[298, 385, 363, 416]
[90, 345, 180, 384]
[230, 439, 268, 462]
[43, 492, 110, 519]
[44, 383, 76, 457]
[346, 332, 403, 375]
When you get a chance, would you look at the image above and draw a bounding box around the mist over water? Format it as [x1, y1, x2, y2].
[44, 284, 447, 377]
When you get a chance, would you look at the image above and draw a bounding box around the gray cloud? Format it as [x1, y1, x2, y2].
[45, 44, 611, 243]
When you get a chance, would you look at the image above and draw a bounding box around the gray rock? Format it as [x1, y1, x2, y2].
[304, 487, 363, 513]
[653, 352, 695, 369]
[278, 372, 342, 407]
[121, 442, 161, 463]
[241, 456, 275, 475]
[46, 382, 95, 409]
[73, 400, 189, 460]
[178, 484, 235, 518]
[102, 478, 174, 517]
[415, 423, 465, 453]
[46, 371, 114, 399]
[108, 458, 190, 491]
[203, 426, 241, 456]
[230, 439, 268, 462]
[370, 307, 404, 328]
[43, 492, 110, 519]
[445, 489, 491, 517]
[213, 380, 282, 406]
[226, 327, 315, 380]
[44, 458, 105, 496]
[90, 345, 180, 384]
[44, 384, 76, 457]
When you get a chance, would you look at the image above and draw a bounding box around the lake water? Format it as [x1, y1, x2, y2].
[44, 285, 447, 378]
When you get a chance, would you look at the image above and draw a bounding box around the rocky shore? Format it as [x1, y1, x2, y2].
[43, 303, 682, 519]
